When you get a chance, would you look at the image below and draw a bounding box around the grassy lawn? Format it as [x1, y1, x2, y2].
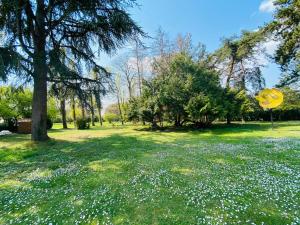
[0, 122, 299, 225]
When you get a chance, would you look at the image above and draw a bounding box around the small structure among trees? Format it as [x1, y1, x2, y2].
[17, 119, 32, 134]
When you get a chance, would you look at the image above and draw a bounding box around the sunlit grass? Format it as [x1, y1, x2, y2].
[0, 121, 299, 224]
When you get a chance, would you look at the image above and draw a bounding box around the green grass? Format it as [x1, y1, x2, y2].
[0, 122, 299, 225]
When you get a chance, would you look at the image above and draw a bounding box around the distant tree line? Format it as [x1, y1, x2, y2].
[0, 84, 106, 131]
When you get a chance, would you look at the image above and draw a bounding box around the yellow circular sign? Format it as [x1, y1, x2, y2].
[256, 88, 284, 109]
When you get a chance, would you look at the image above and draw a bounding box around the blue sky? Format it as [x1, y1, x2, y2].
[130, 0, 272, 51]
[102, 0, 280, 87]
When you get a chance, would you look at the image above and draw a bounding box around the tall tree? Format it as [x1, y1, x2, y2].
[50, 83, 69, 129]
[115, 54, 136, 99]
[175, 33, 193, 55]
[132, 36, 147, 96]
[265, 0, 300, 86]
[94, 91, 103, 126]
[91, 69, 110, 126]
[0, 0, 143, 141]
[151, 28, 172, 80]
[114, 74, 124, 125]
[89, 94, 95, 126]
[70, 90, 77, 127]
[213, 31, 265, 90]
[152, 27, 171, 59]
[212, 31, 266, 124]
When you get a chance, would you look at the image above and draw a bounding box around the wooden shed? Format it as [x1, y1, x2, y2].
[17, 119, 32, 134]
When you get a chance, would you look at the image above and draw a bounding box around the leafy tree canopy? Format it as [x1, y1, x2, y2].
[265, 0, 300, 86]
[0, 86, 32, 119]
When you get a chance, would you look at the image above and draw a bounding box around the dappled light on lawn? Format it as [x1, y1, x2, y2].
[0, 122, 299, 224]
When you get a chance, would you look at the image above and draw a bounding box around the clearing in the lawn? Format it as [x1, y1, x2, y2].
[0, 122, 299, 225]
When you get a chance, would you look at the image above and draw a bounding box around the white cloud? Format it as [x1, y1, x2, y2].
[259, 0, 276, 13]
[256, 39, 280, 66]
[263, 39, 279, 55]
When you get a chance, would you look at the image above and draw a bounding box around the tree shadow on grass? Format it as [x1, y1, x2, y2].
[1, 131, 299, 224]
[0, 134, 159, 179]
[0, 134, 168, 223]
[135, 121, 300, 136]
[0, 134, 31, 143]
[1, 128, 299, 181]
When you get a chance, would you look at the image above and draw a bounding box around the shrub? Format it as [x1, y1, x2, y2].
[94, 116, 99, 122]
[104, 113, 120, 124]
[53, 117, 62, 123]
[0, 118, 18, 132]
[76, 118, 90, 129]
[8, 118, 18, 132]
[0, 122, 8, 131]
[185, 94, 220, 128]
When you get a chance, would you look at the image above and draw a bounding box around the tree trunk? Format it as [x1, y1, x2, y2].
[90, 95, 95, 126]
[71, 95, 76, 127]
[117, 97, 124, 125]
[133, 37, 146, 97]
[80, 100, 85, 118]
[126, 77, 133, 99]
[99, 109, 103, 126]
[159, 114, 163, 127]
[226, 114, 231, 125]
[31, 72, 48, 141]
[135, 43, 142, 96]
[174, 114, 181, 127]
[226, 58, 235, 88]
[129, 85, 132, 99]
[60, 99, 67, 129]
[240, 61, 246, 90]
[152, 120, 158, 129]
[94, 91, 103, 126]
[31, 0, 48, 141]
